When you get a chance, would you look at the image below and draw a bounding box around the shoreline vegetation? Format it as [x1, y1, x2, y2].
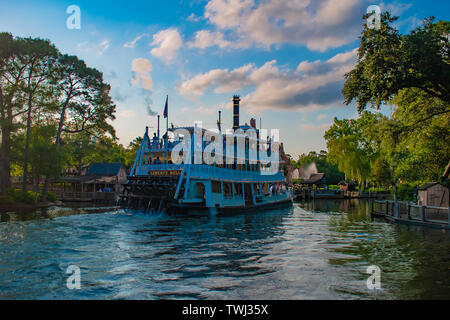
[290, 13, 449, 201]
[0, 11, 449, 214]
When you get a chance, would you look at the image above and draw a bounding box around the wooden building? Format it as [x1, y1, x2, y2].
[417, 182, 449, 207]
[53, 163, 128, 202]
[338, 180, 357, 192]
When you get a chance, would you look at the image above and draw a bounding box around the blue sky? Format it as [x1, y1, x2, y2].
[1, 0, 449, 158]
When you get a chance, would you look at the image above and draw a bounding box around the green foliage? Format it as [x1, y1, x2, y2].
[344, 13, 450, 112]
[0, 195, 14, 205]
[2, 188, 57, 203]
[367, 187, 388, 192]
[339, 13, 449, 192]
[369, 157, 393, 187]
[294, 150, 345, 185]
[6, 188, 36, 204]
[324, 111, 382, 189]
[0, 32, 117, 198]
[392, 185, 416, 201]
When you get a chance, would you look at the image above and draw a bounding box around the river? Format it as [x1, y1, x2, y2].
[0, 199, 449, 299]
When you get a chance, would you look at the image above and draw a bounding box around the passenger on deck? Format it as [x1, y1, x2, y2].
[154, 156, 162, 164]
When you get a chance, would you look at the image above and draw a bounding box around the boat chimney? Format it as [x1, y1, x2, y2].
[232, 95, 240, 131]
[250, 118, 256, 129]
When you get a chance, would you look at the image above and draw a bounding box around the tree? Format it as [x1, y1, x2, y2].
[343, 13, 450, 115]
[324, 112, 380, 190]
[11, 37, 59, 191]
[365, 89, 450, 185]
[40, 54, 116, 200]
[0, 32, 27, 195]
[294, 150, 345, 185]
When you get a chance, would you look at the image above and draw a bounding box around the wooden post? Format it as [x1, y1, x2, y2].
[420, 205, 425, 222]
[448, 207, 450, 226]
[385, 201, 389, 216]
[371, 199, 374, 215]
[395, 201, 399, 218]
[407, 203, 411, 220]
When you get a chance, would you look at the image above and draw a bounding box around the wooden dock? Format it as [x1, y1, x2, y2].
[371, 200, 450, 230]
[52, 191, 118, 204]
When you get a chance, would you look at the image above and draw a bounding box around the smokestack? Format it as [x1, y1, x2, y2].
[250, 118, 256, 129]
[232, 95, 240, 131]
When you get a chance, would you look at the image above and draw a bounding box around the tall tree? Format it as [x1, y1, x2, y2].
[40, 54, 116, 200]
[324, 112, 380, 190]
[0, 33, 27, 195]
[343, 13, 450, 115]
[12, 37, 59, 191]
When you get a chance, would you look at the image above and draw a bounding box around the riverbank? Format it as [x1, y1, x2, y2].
[0, 201, 57, 213]
[0, 202, 118, 222]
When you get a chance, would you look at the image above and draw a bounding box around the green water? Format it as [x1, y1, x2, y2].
[0, 199, 449, 299]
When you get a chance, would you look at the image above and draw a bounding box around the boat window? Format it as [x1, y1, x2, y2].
[223, 182, 233, 197]
[234, 183, 243, 196]
[211, 181, 222, 193]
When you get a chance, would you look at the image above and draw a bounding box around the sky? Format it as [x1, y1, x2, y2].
[1, 0, 449, 158]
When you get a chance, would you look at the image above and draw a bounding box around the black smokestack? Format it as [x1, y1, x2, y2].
[232, 95, 240, 131]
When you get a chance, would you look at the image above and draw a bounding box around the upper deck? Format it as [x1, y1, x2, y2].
[130, 125, 285, 183]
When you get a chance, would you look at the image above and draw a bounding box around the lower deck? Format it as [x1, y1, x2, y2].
[120, 174, 293, 214]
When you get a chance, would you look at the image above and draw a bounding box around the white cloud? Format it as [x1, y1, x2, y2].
[117, 109, 136, 118]
[178, 48, 358, 112]
[200, 0, 367, 51]
[131, 58, 153, 91]
[98, 39, 110, 55]
[77, 39, 110, 55]
[317, 114, 327, 121]
[187, 13, 202, 22]
[188, 30, 234, 49]
[150, 28, 183, 64]
[123, 33, 149, 48]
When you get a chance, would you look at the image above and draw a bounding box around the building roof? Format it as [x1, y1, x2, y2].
[63, 175, 118, 184]
[338, 180, 358, 185]
[417, 182, 448, 190]
[86, 163, 124, 176]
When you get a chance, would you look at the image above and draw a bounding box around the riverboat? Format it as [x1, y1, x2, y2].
[119, 95, 293, 214]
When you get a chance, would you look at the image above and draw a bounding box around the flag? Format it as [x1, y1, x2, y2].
[163, 95, 168, 119]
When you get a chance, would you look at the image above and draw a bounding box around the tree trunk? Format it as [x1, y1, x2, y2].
[0, 125, 12, 196]
[41, 99, 69, 201]
[0, 86, 11, 196]
[22, 96, 33, 192]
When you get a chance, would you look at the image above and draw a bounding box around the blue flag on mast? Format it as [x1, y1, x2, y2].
[163, 95, 168, 119]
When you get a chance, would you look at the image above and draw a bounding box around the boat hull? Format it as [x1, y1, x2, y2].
[168, 197, 293, 215]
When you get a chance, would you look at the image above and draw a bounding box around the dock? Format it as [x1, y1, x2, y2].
[371, 199, 450, 230]
[294, 189, 391, 200]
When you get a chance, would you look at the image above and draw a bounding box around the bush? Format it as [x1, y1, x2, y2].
[46, 191, 57, 202]
[328, 185, 340, 190]
[367, 187, 388, 192]
[391, 185, 416, 201]
[6, 188, 36, 204]
[0, 195, 14, 205]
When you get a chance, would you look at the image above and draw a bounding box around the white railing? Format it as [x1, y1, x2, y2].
[136, 164, 284, 182]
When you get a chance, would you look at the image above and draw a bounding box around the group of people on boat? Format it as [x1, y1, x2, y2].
[269, 183, 293, 196]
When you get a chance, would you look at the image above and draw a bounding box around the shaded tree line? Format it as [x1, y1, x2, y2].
[0, 33, 138, 201]
[324, 13, 449, 192]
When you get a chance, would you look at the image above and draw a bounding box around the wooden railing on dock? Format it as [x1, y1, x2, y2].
[53, 191, 117, 202]
[371, 199, 450, 228]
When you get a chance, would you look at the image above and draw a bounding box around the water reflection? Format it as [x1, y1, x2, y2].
[0, 200, 449, 299]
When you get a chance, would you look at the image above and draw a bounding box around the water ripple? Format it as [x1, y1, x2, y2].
[0, 199, 449, 299]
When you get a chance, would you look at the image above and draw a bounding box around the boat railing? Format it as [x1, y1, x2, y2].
[137, 163, 284, 182]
